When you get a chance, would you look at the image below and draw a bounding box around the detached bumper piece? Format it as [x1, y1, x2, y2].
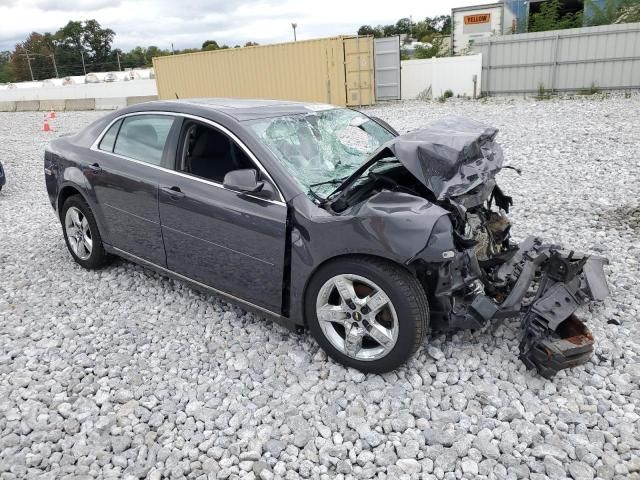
[439, 237, 610, 378]
[517, 249, 609, 377]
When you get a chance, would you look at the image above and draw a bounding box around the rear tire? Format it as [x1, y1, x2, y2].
[306, 256, 429, 373]
[61, 195, 111, 269]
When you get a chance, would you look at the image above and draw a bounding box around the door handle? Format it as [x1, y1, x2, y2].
[87, 163, 102, 173]
[161, 186, 185, 200]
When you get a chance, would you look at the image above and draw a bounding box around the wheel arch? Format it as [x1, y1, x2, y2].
[57, 184, 85, 221]
[56, 182, 111, 246]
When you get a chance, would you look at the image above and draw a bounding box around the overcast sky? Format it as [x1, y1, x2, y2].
[0, 0, 476, 52]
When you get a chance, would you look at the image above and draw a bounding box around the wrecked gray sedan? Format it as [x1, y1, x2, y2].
[45, 99, 609, 377]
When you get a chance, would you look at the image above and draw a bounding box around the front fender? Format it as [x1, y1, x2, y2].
[287, 191, 449, 325]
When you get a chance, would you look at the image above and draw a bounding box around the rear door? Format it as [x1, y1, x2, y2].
[91, 113, 179, 266]
[158, 117, 288, 313]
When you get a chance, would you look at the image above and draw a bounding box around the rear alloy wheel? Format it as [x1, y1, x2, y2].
[306, 256, 429, 373]
[61, 195, 111, 269]
[65, 206, 93, 260]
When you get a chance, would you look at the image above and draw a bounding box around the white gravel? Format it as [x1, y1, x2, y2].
[1, 96, 639, 480]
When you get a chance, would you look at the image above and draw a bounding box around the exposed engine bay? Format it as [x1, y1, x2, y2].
[319, 117, 610, 378]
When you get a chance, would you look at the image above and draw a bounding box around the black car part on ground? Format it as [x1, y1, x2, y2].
[0, 161, 5, 191]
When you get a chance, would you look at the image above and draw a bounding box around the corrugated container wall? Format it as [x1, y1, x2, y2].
[153, 36, 375, 107]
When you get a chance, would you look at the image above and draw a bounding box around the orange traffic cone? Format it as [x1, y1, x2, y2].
[49, 110, 56, 119]
[43, 117, 52, 132]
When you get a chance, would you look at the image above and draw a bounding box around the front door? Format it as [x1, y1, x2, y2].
[158, 118, 287, 313]
[90, 113, 178, 266]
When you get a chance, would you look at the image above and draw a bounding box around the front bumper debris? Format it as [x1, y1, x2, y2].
[515, 244, 609, 378]
[438, 237, 610, 378]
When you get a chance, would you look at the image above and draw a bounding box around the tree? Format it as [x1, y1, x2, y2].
[394, 17, 412, 35]
[0, 51, 14, 83]
[439, 16, 452, 35]
[54, 21, 87, 76]
[359, 15, 451, 41]
[202, 40, 219, 50]
[585, 0, 636, 25]
[414, 37, 446, 59]
[616, 1, 640, 22]
[11, 32, 56, 81]
[82, 19, 115, 70]
[529, 0, 583, 32]
[357, 25, 383, 37]
[244, 41, 259, 47]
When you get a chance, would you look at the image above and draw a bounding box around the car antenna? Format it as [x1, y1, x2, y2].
[175, 92, 179, 99]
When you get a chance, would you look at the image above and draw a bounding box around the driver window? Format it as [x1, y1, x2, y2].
[177, 121, 254, 183]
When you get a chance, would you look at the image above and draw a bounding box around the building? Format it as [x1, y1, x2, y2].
[451, 0, 593, 55]
[452, 2, 506, 55]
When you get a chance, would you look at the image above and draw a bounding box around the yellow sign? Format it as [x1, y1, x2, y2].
[464, 14, 491, 25]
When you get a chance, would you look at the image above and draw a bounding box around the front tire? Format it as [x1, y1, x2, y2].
[61, 195, 111, 269]
[306, 256, 429, 373]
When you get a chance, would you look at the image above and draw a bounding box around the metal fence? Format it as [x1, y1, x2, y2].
[472, 23, 640, 95]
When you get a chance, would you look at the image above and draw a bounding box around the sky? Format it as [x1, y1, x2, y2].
[0, 0, 477, 52]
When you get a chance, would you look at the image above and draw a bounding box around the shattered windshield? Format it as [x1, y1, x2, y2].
[248, 108, 395, 198]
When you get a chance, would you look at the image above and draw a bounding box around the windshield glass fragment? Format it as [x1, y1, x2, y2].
[248, 109, 395, 197]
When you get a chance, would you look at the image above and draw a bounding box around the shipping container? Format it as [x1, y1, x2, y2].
[152, 36, 375, 107]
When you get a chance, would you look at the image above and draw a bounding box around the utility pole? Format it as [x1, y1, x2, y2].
[24, 52, 35, 81]
[291, 23, 297, 41]
[116, 51, 121, 71]
[50, 54, 59, 78]
[80, 50, 87, 75]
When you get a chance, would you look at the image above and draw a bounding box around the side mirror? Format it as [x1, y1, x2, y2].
[223, 169, 264, 193]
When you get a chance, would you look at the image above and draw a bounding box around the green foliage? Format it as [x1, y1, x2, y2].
[443, 89, 453, 98]
[0, 51, 14, 83]
[414, 37, 446, 59]
[585, 0, 639, 25]
[536, 82, 551, 99]
[357, 14, 451, 42]
[529, 0, 583, 32]
[357, 25, 383, 37]
[412, 15, 451, 42]
[202, 40, 219, 50]
[578, 82, 602, 95]
[615, 1, 640, 22]
[82, 19, 115, 69]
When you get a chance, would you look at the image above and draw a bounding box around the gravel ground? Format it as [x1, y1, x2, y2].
[1, 95, 639, 480]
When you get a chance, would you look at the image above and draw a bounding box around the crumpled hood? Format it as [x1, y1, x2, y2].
[372, 116, 504, 200]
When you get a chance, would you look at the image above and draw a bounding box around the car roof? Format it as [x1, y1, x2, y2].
[134, 98, 342, 121]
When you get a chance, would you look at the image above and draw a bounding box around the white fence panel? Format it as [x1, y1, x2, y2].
[401, 54, 482, 99]
[431, 55, 482, 98]
[401, 59, 433, 99]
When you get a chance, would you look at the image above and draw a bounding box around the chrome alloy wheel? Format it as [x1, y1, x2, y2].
[64, 206, 92, 260]
[315, 274, 399, 361]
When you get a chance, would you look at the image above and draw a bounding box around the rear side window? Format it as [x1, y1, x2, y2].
[98, 119, 122, 152]
[113, 115, 175, 166]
